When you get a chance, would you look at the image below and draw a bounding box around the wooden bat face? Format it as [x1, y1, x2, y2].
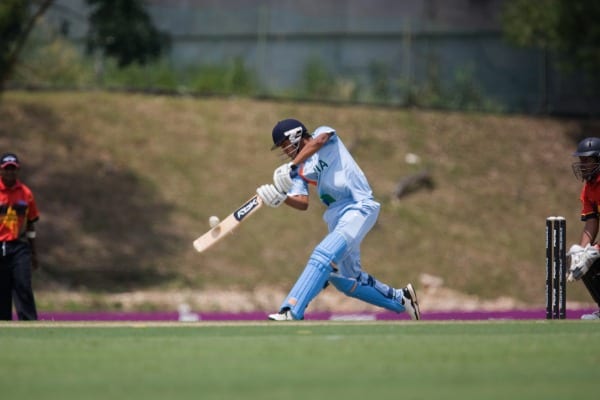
[193, 195, 263, 253]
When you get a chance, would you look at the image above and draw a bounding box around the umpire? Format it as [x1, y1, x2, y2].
[0, 153, 40, 320]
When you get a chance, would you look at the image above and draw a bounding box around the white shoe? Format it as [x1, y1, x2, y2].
[402, 283, 421, 320]
[581, 310, 600, 320]
[268, 309, 296, 321]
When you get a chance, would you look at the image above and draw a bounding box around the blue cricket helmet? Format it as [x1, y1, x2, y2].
[572, 137, 600, 181]
[271, 119, 308, 150]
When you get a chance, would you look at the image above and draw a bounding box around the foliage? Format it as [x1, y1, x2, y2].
[0, 1, 29, 68]
[368, 61, 392, 102]
[501, 0, 561, 49]
[101, 58, 179, 89]
[187, 57, 256, 95]
[0, 0, 169, 92]
[12, 29, 94, 87]
[447, 66, 492, 111]
[0, 0, 53, 90]
[301, 57, 335, 99]
[502, 0, 600, 76]
[398, 64, 503, 112]
[85, 0, 170, 67]
[296, 58, 360, 103]
[100, 57, 257, 95]
[9, 29, 258, 96]
[298, 56, 501, 111]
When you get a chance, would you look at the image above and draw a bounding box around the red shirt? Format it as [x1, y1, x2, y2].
[579, 175, 600, 221]
[0, 179, 39, 241]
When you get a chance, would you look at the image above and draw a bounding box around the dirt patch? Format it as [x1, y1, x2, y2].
[36, 273, 595, 312]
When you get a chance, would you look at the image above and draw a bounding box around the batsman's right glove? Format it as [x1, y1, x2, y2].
[273, 162, 298, 193]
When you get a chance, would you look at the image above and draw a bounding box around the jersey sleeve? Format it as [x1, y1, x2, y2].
[313, 125, 336, 139]
[287, 175, 309, 197]
[580, 185, 599, 220]
[25, 186, 40, 223]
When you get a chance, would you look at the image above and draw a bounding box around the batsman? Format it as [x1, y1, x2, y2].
[568, 137, 600, 320]
[256, 118, 420, 321]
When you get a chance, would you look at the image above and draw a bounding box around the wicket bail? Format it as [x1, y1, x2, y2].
[545, 216, 567, 319]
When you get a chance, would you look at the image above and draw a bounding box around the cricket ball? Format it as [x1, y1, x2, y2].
[209, 215, 220, 228]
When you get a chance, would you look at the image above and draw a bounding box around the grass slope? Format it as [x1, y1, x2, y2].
[0, 322, 598, 400]
[1, 90, 598, 307]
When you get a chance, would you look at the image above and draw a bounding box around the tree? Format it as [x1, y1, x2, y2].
[85, 0, 170, 67]
[0, 0, 54, 91]
[502, 0, 600, 77]
[0, 0, 169, 91]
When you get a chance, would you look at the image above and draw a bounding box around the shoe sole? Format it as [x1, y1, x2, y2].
[406, 283, 421, 320]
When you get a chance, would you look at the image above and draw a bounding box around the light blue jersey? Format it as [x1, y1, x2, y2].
[288, 126, 379, 226]
[287, 126, 382, 278]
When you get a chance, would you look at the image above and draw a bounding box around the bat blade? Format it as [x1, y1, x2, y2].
[193, 195, 263, 253]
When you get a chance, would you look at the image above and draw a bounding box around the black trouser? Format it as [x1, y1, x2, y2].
[0, 241, 38, 320]
[582, 260, 600, 308]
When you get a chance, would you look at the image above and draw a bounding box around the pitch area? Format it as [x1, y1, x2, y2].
[1, 321, 597, 399]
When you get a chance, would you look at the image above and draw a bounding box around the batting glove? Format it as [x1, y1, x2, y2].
[567, 244, 600, 281]
[257, 184, 286, 208]
[273, 162, 297, 193]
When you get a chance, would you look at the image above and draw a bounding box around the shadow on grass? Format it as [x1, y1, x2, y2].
[2, 102, 180, 291]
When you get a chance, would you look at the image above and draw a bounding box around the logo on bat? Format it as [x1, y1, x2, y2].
[234, 196, 260, 221]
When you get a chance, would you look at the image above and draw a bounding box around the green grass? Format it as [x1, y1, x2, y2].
[1, 321, 598, 400]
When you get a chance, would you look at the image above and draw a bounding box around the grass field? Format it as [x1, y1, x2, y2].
[1, 321, 598, 400]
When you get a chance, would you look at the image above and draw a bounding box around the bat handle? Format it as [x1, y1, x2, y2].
[290, 164, 299, 179]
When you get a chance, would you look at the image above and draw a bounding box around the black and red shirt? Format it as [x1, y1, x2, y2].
[0, 180, 39, 241]
[579, 175, 600, 221]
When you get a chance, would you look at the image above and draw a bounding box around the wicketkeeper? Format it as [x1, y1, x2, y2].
[568, 137, 600, 320]
[256, 118, 420, 321]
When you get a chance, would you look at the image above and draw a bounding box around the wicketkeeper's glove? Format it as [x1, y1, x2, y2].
[567, 243, 600, 281]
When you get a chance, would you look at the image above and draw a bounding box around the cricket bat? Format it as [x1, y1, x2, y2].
[192, 194, 263, 253]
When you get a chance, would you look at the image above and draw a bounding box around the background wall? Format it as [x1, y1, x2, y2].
[44, 0, 598, 115]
